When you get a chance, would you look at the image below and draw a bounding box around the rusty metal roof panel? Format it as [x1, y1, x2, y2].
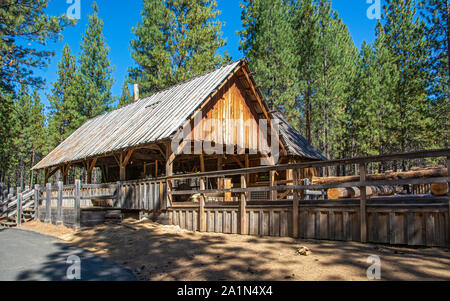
[33, 60, 242, 170]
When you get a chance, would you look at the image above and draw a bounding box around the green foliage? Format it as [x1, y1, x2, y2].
[0, 0, 72, 183]
[48, 44, 86, 148]
[0, 0, 74, 92]
[129, 0, 230, 97]
[380, 0, 435, 152]
[118, 82, 133, 108]
[4, 84, 47, 187]
[419, 0, 449, 147]
[239, 0, 298, 109]
[79, 2, 115, 118]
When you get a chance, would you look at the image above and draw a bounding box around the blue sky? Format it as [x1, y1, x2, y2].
[34, 0, 381, 110]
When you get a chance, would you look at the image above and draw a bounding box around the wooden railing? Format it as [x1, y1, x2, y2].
[2, 148, 448, 247]
[0, 186, 37, 226]
[164, 148, 450, 247]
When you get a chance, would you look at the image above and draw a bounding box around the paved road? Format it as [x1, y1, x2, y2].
[0, 228, 137, 281]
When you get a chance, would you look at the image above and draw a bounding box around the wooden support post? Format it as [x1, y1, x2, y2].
[56, 181, 63, 225]
[299, 169, 306, 200]
[166, 143, 175, 207]
[118, 149, 135, 181]
[240, 175, 247, 235]
[116, 181, 122, 207]
[119, 153, 125, 181]
[34, 184, 40, 221]
[199, 178, 206, 232]
[45, 183, 51, 224]
[217, 156, 222, 191]
[16, 193, 23, 226]
[155, 160, 158, 178]
[270, 170, 276, 201]
[200, 154, 205, 172]
[61, 164, 70, 185]
[74, 179, 81, 230]
[45, 168, 49, 184]
[87, 158, 97, 184]
[245, 154, 250, 183]
[292, 169, 299, 238]
[359, 163, 367, 243]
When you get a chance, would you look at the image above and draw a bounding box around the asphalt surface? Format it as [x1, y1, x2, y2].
[0, 227, 137, 281]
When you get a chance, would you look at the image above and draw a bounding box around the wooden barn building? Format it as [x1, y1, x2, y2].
[32, 59, 325, 199]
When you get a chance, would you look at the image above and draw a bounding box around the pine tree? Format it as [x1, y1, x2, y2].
[48, 44, 85, 148]
[0, 88, 15, 182]
[0, 0, 72, 184]
[352, 38, 399, 158]
[239, 0, 298, 110]
[0, 0, 74, 92]
[129, 0, 229, 96]
[79, 1, 115, 119]
[419, 0, 449, 147]
[291, 0, 320, 143]
[310, 2, 358, 165]
[118, 82, 133, 108]
[379, 0, 434, 158]
[29, 90, 48, 185]
[10, 83, 34, 188]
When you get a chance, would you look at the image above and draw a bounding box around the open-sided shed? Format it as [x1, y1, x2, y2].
[33, 59, 325, 186]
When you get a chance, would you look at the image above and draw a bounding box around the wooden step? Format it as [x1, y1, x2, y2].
[0, 220, 17, 228]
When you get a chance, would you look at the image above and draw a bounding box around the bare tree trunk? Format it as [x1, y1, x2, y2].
[29, 151, 35, 188]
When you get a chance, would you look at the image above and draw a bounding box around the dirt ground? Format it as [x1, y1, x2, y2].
[19, 219, 450, 281]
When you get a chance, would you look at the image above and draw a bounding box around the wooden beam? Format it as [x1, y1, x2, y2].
[122, 148, 135, 167]
[360, 163, 367, 243]
[119, 153, 126, 181]
[166, 143, 175, 206]
[270, 170, 277, 201]
[61, 164, 71, 185]
[292, 169, 299, 238]
[199, 178, 206, 232]
[87, 157, 97, 184]
[155, 160, 158, 178]
[245, 154, 250, 184]
[118, 148, 135, 181]
[240, 175, 247, 235]
[45, 166, 59, 183]
[217, 156, 222, 189]
[231, 156, 245, 169]
[200, 154, 205, 172]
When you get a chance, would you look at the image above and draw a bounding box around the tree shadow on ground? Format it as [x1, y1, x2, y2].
[15, 220, 450, 281]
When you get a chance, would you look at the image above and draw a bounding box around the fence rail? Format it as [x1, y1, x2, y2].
[1, 148, 449, 247]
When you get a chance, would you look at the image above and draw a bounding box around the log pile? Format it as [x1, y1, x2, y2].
[327, 186, 395, 200]
[430, 183, 448, 196]
[312, 166, 447, 185]
[311, 167, 448, 199]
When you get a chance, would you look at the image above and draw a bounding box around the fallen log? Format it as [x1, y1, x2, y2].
[313, 167, 447, 185]
[431, 183, 448, 196]
[327, 185, 395, 200]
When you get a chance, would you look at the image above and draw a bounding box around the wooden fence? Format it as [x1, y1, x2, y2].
[166, 148, 450, 247]
[2, 148, 449, 248]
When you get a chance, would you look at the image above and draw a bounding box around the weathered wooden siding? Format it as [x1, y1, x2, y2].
[168, 200, 449, 247]
[190, 75, 268, 153]
[120, 180, 167, 211]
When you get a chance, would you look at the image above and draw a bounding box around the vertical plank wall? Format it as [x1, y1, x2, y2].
[168, 201, 448, 247]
